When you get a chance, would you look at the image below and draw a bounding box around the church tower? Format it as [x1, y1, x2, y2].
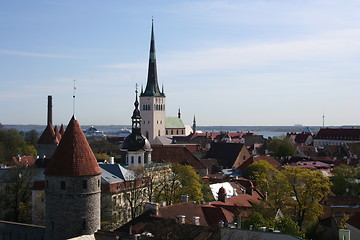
[121, 87, 152, 168]
[44, 116, 102, 240]
[140, 20, 166, 143]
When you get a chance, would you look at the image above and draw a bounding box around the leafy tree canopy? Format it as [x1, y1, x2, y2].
[266, 136, 294, 159]
[0, 127, 37, 163]
[331, 164, 360, 196]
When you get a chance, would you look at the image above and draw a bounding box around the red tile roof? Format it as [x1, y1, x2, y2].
[11, 156, 36, 167]
[238, 155, 281, 172]
[44, 116, 102, 176]
[158, 202, 207, 226]
[315, 128, 360, 140]
[54, 125, 62, 142]
[59, 124, 65, 135]
[37, 123, 59, 145]
[151, 145, 206, 169]
[347, 212, 360, 230]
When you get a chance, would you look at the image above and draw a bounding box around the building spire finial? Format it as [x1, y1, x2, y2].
[73, 79, 76, 116]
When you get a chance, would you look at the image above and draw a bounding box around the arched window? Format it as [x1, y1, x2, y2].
[158, 130, 160, 136]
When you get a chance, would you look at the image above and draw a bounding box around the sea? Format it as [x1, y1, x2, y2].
[2, 124, 323, 139]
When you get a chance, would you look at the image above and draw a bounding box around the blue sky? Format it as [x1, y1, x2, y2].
[1, 0, 360, 126]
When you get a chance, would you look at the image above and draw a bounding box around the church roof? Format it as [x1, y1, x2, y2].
[165, 117, 185, 129]
[37, 123, 59, 145]
[140, 20, 165, 97]
[44, 116, 102, 176]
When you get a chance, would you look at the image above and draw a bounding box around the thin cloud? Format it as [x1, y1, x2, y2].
[0, 49, 80, 59]
[160, 28, 360, 72]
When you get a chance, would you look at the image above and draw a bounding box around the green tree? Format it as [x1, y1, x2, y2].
[267, 136, 294, 159]
[0, 167, 34, 222]
[201, 179, 215, 203]
[244, 160, 286, 209]
[281, 166, 332, 229]
[0, 127, 37, 163]
[172, 164, 203, 204]
[331, 164, 360, 196]
[156, 164, 203, 204]
[275, 216, 304, 238]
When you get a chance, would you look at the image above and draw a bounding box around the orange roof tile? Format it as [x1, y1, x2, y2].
[44, 116, 102, 176]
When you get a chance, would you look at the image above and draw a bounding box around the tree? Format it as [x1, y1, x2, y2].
[281, 166, 332, 229]
[171, 164, 203, 204]
[267, 136, 294, 159]
[244, 160, 286, 209]
[0, 167, 34, 222]
[331, 164, 360, 196]
[154, 164, 203, 205]
[275, 216, 304, 238]
[0, 127, 37, 163]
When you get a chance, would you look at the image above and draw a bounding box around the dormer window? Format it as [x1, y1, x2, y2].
[60, 181, 66, 190]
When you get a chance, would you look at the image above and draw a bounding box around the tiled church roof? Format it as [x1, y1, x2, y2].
[44, 116, 101, 176]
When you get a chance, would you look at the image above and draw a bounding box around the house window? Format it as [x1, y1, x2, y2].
[60, 181, 66, 190]
[82, 180, 87, 189]
[46, 180, 49, 189]
[52, 221, 54, 230]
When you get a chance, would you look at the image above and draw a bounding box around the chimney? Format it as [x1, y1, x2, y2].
[181, 195, 189, 203]
[179, 215, 186, 224]
[110, 157, 114, 164]
[47, 95, 53, 125]
[192, 216, 200, 225]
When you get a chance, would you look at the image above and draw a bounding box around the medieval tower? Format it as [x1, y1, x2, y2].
[140, 20, 166, 143]
[44, 116, 102, 240]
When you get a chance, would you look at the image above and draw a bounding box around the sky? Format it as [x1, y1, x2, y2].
[1, 0, 360, 126]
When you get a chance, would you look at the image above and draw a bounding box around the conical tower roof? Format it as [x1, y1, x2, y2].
[141, 20, 165, 97]
[44, 116, 101, 176]
[37, 123, 59, 145]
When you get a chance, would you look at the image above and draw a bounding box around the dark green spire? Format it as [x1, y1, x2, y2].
[141, 19, 165, 97]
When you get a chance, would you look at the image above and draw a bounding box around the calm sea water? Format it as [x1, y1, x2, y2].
[3, 124, 322, 139]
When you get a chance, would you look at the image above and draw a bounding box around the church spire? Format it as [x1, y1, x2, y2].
[193, 115, 197, 133]
[141, 19, 165, 97]
[131, 84, 142, 133]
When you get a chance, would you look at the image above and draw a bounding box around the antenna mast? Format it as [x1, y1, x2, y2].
[322, 111, 325, 127]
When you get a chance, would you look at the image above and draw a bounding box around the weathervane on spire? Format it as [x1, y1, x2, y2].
[73, 79, 76, 115]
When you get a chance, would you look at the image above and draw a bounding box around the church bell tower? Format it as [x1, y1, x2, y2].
[140, 20, 166, 143]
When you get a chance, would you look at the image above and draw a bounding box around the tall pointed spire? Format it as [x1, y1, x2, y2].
[193, 115, 197, 133]
[141, 19, 165, 97]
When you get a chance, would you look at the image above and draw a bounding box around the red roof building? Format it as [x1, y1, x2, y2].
[44, 116, 102, 176]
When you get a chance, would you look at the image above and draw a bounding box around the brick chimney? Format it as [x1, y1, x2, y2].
[47, 95, 52, 125]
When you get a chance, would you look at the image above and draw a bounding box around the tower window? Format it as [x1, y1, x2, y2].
[138, 156, 141, 164]
[158, 130, 160, 136]
[83, 218, 86, 230]
[52, 221, 54, 230]
[131, 156, 134, 164]
[60, 181, 66, 190]
[98, 179, 100, 188]
[82, 180, 87, 189]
